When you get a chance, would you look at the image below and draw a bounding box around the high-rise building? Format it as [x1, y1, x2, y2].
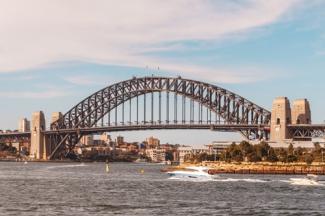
[18, 118, 30, 132]
[146, 136, 160, 148]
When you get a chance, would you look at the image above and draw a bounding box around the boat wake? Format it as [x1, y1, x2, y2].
[168, 176, 213, 182]
[287, 178, 324, 186]
[166, 166, 325, 186]
[213, 178, 268, 183]
[168, 176, 325, 185]
[167, 176, 269, 183]
[46, 163, 87, 170]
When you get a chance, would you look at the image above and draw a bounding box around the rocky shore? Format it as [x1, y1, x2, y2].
[162, 161, 325, 175]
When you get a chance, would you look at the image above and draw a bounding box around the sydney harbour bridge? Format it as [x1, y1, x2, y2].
[0, 76, 325, 160]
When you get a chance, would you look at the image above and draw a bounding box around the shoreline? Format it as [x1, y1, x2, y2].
[162, 162, 325, 175]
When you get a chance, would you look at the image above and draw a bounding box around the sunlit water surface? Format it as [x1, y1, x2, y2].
[0, 162, 324, 215]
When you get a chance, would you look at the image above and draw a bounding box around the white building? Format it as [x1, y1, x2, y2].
[100, 132, 111, 145]
[79, 135, 94, 146]
[206, 141, 239, 155]
[146, 148, 166, 163]
[178, 146, 193, 163]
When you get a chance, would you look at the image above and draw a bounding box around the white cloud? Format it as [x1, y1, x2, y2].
[0, 0, 300, 82]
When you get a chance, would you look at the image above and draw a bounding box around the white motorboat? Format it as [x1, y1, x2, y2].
[167, 166, 213, 180]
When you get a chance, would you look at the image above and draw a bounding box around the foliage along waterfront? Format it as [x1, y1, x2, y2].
[184, 141, 324, 166]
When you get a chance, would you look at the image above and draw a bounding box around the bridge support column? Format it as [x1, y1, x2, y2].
[291, 99, 311, 125]
[30, 111, 46, 160]
[46, 112, 63, 159]
[291, 99, 312, 141]
[270, 97, 292, 142]
[51, 112, 63, 124]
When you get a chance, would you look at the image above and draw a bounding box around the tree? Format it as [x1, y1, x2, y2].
[277, 148, 288, 163]
[254, 141, 270, 160]
[294, 147, 305, 162]
[198, 152, 208, 162]
[314, 142, 322, 153]
[267, 148, 278, 162]
[247, 151, 261, 162]
[231, 149, 243, 162]
[288, 143, 294, 155]
[305, 154, 314, 165]
[312, 142, 323, 162]
[287, 154, 297, 163]
[220, 151, 231, 162]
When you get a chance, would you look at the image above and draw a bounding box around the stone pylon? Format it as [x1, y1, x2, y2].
[270, 97, 292, 142]
[30, 111, 46, 160]
[51, 112, 63, 124]
[291, 99, 311, 124]
[45, 112, 63, 159]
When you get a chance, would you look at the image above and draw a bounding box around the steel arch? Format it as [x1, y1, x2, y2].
[52, 76, 270, 129]
[48, 76, 271, 159]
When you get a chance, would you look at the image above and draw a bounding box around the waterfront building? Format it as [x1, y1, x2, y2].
[145, 148, 166, 163]
[192, 147, 210, 155]
[206, 141, 239, 155]
[146, 136, 160, 148]
[75, 145, 111, 156]
[177, 146, 193, 163]
[116, 135, 124, 147]
[160, 143, 174, 151]
[80, 135, 94, 146]
[100, 132, 111, 145]
[127, 143, 139, 153]
[18, 118, 30, 132]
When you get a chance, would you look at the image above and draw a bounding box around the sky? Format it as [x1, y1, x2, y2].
[1, 0, 325, 146]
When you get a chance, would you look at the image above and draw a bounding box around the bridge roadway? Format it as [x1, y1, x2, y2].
[1, 124, 325, 141]
[287, 124, 325, 139]
[43, 123, 269, 135]
[0, 131, 30, 139]
[0, 123, 269, 140]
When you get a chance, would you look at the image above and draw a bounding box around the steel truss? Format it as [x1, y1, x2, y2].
[47, 76, 271, 159]
[0, 132, 30, 143]
[288, 124, 325, 140]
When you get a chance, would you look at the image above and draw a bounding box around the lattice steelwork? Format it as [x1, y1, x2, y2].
[0, 132, 30, 143]
[288, 125, 325, 140]
[47, 76, 271, 159]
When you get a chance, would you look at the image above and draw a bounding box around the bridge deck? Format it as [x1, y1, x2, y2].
[2, 124, 325, 139]
[44, 124, 269, 135]
[288, 124, 325, 129]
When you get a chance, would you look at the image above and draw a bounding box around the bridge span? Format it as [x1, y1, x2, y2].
[0, 76, 324, 160]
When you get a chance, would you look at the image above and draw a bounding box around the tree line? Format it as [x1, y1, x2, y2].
[185, 141, 325, 165]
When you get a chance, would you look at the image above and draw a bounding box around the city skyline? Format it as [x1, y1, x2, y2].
[1, 1, 325, 146]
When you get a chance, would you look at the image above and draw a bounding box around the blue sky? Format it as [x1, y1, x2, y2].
[1, 0, 325, 146]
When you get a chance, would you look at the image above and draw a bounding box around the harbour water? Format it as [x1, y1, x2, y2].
[0, 162, 324, 215]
